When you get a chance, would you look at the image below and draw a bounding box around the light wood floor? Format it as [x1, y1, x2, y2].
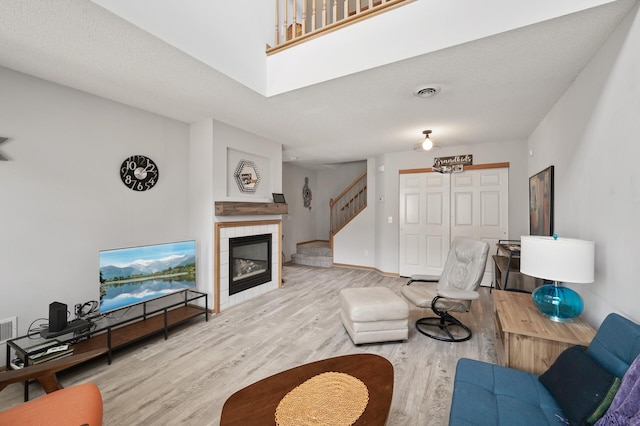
[0, 265, 497, 425]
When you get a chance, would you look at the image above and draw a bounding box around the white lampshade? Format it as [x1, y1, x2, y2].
[520, 236, 595, 283]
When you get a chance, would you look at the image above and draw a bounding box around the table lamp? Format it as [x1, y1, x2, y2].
[520, 235, 595, 322]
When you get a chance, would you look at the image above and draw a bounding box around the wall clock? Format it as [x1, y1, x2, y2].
[120, 155, 159, 191]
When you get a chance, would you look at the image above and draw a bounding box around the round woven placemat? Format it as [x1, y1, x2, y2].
[275, 371, 369, 426]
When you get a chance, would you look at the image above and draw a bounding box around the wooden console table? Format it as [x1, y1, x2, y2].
[7, 290, 207, 400]
[493, 290, 596, 374]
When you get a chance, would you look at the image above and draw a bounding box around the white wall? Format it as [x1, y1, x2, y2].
[211, 121, 282, 206]
[528, 3, 640, 326]
[333, 159, 376, 268]
[373, 140, 529, 275]
[189, 119, 215, 309]
[0, 67, 191, 365]
[91, 0, 273, 94]
[282, 163, 317, 260]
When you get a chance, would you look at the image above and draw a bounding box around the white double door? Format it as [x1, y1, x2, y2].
[399, 167, 509, 285]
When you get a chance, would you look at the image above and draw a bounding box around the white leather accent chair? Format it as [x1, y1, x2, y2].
[401, 238, 490, 342]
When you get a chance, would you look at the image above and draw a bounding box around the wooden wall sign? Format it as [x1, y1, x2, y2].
[433, 154, 473, 167]
[433, 154, 473, 173]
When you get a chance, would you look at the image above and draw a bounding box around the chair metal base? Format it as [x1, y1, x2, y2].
[414, 313, 472, 342]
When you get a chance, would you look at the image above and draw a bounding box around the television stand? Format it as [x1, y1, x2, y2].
[6, 289, 208, 400]
[75, 289, 208, 364]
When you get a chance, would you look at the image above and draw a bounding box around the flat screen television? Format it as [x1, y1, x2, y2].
[99, 240, 196, 313]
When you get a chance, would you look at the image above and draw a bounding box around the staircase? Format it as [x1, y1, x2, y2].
[291, 241, 333, 268]
[291, 172, 367, 268]
[330, 171, 367, 248]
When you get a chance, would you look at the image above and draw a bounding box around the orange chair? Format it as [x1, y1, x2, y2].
[0, 349, 105, 425]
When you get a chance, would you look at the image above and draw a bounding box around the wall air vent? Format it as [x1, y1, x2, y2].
[0, 317, 17, 343]
[414, 85, 441, 98]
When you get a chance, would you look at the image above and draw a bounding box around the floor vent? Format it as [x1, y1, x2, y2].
[0, 317, 17, 343]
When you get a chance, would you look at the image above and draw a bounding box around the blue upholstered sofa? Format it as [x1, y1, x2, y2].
[449, 313, 640, 425]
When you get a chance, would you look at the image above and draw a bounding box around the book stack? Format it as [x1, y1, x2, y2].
[15, 339, 74, 367]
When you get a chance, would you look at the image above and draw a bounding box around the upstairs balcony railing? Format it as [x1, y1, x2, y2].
[268, 0, 410, 54]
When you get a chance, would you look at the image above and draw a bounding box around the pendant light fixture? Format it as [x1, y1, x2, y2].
[421, 130, 434, 150]
[413, 130, 440, 152]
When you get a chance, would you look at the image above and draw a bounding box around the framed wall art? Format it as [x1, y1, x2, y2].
[227, 149, 270, 198]
[529, 165, 554, 236]
[234, 159, 261, 193]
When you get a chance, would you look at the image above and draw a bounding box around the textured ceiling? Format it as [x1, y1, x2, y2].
[0, 0, 636, 166]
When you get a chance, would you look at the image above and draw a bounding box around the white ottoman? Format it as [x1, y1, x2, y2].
[339, 287, 409, 344]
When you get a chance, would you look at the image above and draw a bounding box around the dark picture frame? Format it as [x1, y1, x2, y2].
[529, 166, 554, 236]
[272, 193, 286, 203]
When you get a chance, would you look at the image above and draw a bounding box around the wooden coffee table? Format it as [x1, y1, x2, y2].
[220, 353, 394, 425]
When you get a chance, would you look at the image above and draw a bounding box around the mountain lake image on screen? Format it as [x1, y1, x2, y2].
[99, 240, 196, 313]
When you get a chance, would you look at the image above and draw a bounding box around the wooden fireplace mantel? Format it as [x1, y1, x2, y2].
[215, 201, 288, 216]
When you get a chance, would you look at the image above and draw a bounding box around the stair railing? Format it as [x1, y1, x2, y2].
[330, 171, 367, 247]
[268, 0, 411, 54]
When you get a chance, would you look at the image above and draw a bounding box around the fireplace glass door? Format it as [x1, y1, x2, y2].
[229, 234, 272, 295]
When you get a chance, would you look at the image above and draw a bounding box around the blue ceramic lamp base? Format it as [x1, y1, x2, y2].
[532, 282, 584, 322]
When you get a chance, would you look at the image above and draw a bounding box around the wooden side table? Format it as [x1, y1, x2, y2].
[493, 290, 596, 374]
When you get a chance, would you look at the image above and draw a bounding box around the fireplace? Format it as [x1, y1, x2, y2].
[215, 220, 281, 312]
[229, 233, 272, 295]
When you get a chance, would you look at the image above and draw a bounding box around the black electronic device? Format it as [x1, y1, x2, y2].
[272, 193, 286, 203]
[48, 301, 67, 332]
[40, 318, 91, 339]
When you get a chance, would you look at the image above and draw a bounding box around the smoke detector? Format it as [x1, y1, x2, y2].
[414, 85, 441, 98]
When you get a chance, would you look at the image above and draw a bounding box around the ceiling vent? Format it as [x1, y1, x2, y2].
[414, 85, 441, 98]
